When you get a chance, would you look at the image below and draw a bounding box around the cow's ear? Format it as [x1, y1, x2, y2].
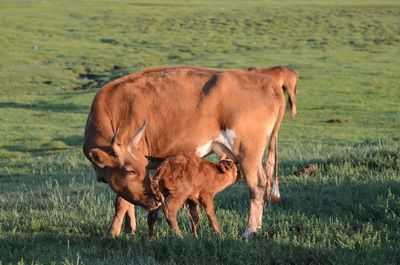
[247, 66, 257, 72]
[89, 148, 118, 168]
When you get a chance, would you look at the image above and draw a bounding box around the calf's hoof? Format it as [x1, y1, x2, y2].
[146, 235, 155, 242]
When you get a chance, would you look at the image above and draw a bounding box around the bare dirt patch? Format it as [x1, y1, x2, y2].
[294, 164, 318, 176]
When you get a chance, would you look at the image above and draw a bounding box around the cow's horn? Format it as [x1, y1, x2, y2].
[131, 118, 147, 146]
[111, 127, 122, 156]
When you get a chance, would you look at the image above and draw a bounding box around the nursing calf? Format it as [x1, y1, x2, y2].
[147, 153, 240, 239]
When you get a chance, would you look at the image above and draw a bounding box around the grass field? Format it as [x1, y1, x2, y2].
[0, 0, 399, 264]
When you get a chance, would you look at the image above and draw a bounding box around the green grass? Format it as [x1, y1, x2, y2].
[0, 0, 399, 264]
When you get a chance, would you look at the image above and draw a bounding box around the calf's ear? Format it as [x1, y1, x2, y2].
[89, 148, 118, 168]
[217, 159, 234, 173]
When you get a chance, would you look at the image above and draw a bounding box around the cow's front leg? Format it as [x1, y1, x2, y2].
[108, 195, 136, 237]
[124, 202, 136, 235]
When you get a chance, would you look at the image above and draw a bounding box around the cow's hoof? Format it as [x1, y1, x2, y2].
[125, 231, 136, 237]
[124, 227, 136, 236]
[107, 233, 117, 239]
[241, 229, 256, 240]
[107, 230, 120, 239]
[271, 196, 281, 203]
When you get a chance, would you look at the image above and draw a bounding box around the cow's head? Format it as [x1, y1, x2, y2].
[88, 120, 159, 209]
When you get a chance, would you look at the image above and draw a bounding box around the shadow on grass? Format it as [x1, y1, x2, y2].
[1, 135, 83, 154]
[73, 65, 131, 90]
[1, 140, 398, 264]
[280, 141, 399, 177]
[216, 142, 399, 229]
[0, 231, 397, 264]
[216, 176, 400, 222]
[0, 101, 86, 114]
[55, 135, 83, 147]
[1, 152, 399, 264]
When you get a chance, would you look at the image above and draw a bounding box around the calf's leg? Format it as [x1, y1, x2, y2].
[200, 194, 221, 237]
[147, 209, 159, 240]
[164, 196, 187, 238]
[187, 200, 200, 239]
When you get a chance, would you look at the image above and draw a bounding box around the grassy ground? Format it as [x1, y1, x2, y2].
[0, 0, 399, 264]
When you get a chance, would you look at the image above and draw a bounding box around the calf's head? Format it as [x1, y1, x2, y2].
[217, 159, 241, 183]
[88, 120, 158, 209]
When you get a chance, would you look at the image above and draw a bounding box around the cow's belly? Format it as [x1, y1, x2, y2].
[150, 128, 237, 159]
[195, 129, 236, 157]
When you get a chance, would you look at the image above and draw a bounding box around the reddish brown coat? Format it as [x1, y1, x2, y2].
[148, 153, 240, 239]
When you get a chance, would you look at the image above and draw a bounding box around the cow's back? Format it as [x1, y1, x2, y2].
[83, 67, 282, 159]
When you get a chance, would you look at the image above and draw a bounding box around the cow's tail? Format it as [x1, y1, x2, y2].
[285, 67, 299, 118]
[265, 84, 285, 203]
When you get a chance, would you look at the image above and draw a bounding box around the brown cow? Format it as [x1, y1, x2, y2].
[83, 66, 285, 239]
[101, 65, 299, 237]
[147, 153, 240, 239]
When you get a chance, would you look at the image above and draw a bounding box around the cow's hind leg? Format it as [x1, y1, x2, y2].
[238, 142, 268, 239]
